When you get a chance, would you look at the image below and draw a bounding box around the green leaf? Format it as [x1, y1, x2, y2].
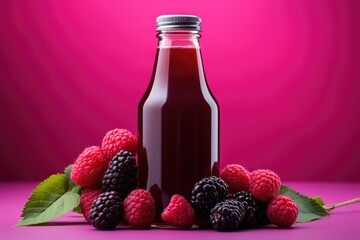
[278, 185, 329, 222]
[71, 185, 82, 193]
[71, 186, 83, 214]
[73, 204, 83, 214]
[64, 164, 76, 190]
[17, 174, 80, 226]
[64, 164, 84, 213]
[312, 196, 325, 206]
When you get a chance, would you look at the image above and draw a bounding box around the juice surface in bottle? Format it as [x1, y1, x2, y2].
[137, 15, 219, 220]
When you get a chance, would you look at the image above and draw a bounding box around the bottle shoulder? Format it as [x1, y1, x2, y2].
[139, 92, 218, 111]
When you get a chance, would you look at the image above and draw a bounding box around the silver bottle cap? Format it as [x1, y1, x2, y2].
[156, 15, 201, 31]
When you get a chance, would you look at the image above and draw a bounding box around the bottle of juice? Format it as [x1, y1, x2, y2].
[137, 15, 219, 220]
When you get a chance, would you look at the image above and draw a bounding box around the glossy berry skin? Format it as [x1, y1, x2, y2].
[267, 195, 299, 228]
[80, 188, 103, 223]
[210, 199, 246, 231]
[102, 150, 137, 199]
[90, 191, 123, 230]
[190, 176, 229, 217]
[227, 191, 256, 227]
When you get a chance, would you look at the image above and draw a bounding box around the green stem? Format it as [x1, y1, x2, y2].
[324, 197, 360, 211]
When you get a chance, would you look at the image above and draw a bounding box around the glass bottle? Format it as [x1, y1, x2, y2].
[137, 15, 219, 220]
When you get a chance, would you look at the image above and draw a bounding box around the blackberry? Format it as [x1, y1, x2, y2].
[90, 191, 123, 230]
[190, 176, 229, 217]
[227, 191, 256, 227]
[255, 199, 271, 225]
[102, 150, 137, 198]
[210, 199, 246, 231]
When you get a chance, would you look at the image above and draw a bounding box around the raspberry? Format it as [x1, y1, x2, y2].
[190, 176, 229, 217]
[101, 128, 137, 161]
[71, 146, 107, 187]
[210, 199, 246, 231]
[266, 195, 299, 228]
[161, 194, 196, 228]
[220, 164, 250, 193]
[90, 191, 123, 230]
[80, 188, 103, 223]
[249, 169, 281, 201]
[227, 191, 256, 227]
[102, 150, 137, 199]
[123, 189, 155, 229]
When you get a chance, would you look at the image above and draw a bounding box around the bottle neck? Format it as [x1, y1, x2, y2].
[149, 30, 210, 98]
[157, 30, 200, 48]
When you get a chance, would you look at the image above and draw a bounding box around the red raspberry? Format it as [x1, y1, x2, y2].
[123, 189, 155, 229]
[161, 194, 196, 228]
[220, 164, 250, 193]
[71, 146, 107, 187]
[80, 188, 103, 223]
[267, 195, 299, 228]
[101, 128, 137, 161]
[249, 169, 281, 201]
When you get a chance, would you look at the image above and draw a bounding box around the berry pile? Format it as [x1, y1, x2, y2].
[161, 164, 297, 231]
[227, 191, 256, 227]
[216, 165, 298, 230]
[71, 128, 155, 230]
[70, 128, 298, 231]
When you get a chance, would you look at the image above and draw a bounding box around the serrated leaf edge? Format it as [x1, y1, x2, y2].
[20, 174, 67, 219]
[278, 184, 329, 222]
[17, 192, 80, 226]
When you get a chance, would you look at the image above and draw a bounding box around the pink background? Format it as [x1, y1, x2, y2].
[0, 0, 359, 181]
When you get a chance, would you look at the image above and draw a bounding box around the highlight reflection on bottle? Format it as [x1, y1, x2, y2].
[137, 15, 219, 221]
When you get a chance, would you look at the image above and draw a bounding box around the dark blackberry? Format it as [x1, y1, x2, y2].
[210, 199, 246, 231]
[102, 150, 137, 198]
[190, 176, 229, 217]
[255, 199, 271, 225]
[227, 191, 256, 227]
[90, 191, 123, 230]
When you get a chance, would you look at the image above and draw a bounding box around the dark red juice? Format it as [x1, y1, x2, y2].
[138, 16, 219, 221]
[138, 47, 219, 217]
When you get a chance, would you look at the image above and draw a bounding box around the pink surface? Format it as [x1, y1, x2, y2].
[1, 1, 360, 181]
[1, 182, 359, 240]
